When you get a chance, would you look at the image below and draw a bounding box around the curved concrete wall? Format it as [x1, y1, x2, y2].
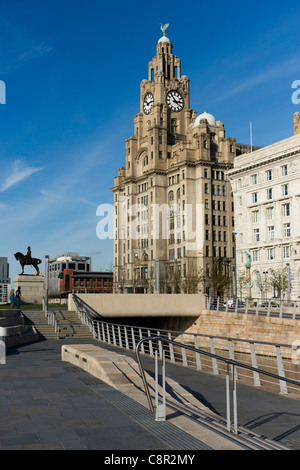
[68, 293, 205, 318]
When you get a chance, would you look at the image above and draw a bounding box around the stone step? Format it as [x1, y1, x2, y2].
[21, 309, 94, 340]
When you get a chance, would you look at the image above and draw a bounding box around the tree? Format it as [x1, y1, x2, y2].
[237, 271, 247, 298]
[181, 265, 205, 294]
[209, 258, 232, 298]
[268, 267, 290, 299]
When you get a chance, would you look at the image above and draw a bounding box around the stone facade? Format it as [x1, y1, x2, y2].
[14, 274, 46, 304]
[111, 34, 253, 295]
[227, 114, 300, 299]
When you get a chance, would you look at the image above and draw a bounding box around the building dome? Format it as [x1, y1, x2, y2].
[194, 111, 216, 127]
[158, 36, 170, 44]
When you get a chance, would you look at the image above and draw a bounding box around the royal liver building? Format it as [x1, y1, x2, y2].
[111, 28, 252, 294]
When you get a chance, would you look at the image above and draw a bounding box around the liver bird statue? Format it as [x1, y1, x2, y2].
[160, 23, 169, 36]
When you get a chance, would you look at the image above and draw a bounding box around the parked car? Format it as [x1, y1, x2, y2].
[223, 299, 245, 309]
[255, 301, 278, 308]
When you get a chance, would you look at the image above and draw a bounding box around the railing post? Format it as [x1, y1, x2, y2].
[279, 301, 283, 318]
[226, 363, 231, 432]
[112, 324, 117, 346]
[250, 342, 261, 387]
[124, 326, 129, 350]
[148, 329, 154, 356]
[217, 297, 220, 312]
[117, 325, 122, 348]
[233, 365, 238, 434]
[155, 349, 166, 422]
[157, 331, 162, 358]
[228, 340, 238, 380]
[210, 338, 219, 375]
[167, 332, 175, 363]
[245, 298, 249, 315]
[267, 301, 271, 317]
[194, 335, 202, 370]
[131, 327, 136, 351]
[180, 334, 188, 366]
[106, 324, 111, 344]
[276, 346, 288, 394]
[256, 301, 259, 316]
[139, 329, 145, 354]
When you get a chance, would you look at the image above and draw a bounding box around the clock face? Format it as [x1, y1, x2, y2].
[166, 90, 184, 112]
[143, 93, 154, 115]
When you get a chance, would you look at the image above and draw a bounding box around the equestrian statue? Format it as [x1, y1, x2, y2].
[14, 246, 42, 275]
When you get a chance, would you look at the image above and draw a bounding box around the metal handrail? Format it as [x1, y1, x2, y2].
[135, 336, 300, 433]
[72, 293, 300, 394]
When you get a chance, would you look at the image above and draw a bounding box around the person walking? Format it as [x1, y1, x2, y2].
[15, 287, 21, 309]
[10, 292, 15, 308]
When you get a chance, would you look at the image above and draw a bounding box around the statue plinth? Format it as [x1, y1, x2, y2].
[14, 274, 46, 304]
[246, 266, 252, 299]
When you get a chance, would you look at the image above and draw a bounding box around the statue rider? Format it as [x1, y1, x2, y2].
[25, 246, 32, 265]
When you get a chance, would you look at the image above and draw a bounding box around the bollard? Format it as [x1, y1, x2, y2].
[0, 327, 7, 365]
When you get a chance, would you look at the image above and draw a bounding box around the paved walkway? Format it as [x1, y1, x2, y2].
[0, 338, 299, 450]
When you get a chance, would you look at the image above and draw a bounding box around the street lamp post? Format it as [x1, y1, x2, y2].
[232, 231, 237, 301]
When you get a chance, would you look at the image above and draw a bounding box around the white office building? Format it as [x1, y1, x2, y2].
[227, 114, 300, 300]
[0, 257, 11, 304]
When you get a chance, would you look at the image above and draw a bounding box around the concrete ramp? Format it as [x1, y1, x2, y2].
[61, 344, 289, 451]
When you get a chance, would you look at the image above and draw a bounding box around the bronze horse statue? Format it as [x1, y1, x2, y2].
[14, 252, 42, 275]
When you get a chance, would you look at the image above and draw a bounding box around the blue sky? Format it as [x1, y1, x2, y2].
[1, 0, 300, 285]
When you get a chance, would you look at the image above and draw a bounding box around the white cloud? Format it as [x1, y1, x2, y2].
[221, 55, 300, 102]
[0, 160, 43, 192]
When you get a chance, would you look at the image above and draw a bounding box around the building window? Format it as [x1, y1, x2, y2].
[281, 165, 288, 176]
[204, 168, 208, 178]
[253, 228, 260, 242]
[252, 174, 258, 185]
[252, 192, 258, 203]
[267, 248, 275, 260]
[283, 246, 291, 259]
[205, 199, 209, 209]
[204, 183, 209, 194]
[252, 210, 259, 223]
[282, 184, 289, 196]
[267, 207, 274, 220]
[283, 203, 290, 217]
[268, 225, 275, 240]
[266, 188, 273, 200]
[284, 223, 291, 238]
[266, 170, 272, 181]
[253, 250, 260, 262]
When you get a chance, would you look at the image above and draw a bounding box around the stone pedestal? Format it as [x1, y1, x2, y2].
[246, 266, 252, 299]
[14, 274, 46, 304]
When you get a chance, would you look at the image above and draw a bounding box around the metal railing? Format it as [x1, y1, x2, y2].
[72, 294, 300, 397]
[135, 336, 300, 434]
[206, 296, 300, 319]
[43, 297, 60, 339]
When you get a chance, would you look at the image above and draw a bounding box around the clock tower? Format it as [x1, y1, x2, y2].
[112, 29, 252, 295]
